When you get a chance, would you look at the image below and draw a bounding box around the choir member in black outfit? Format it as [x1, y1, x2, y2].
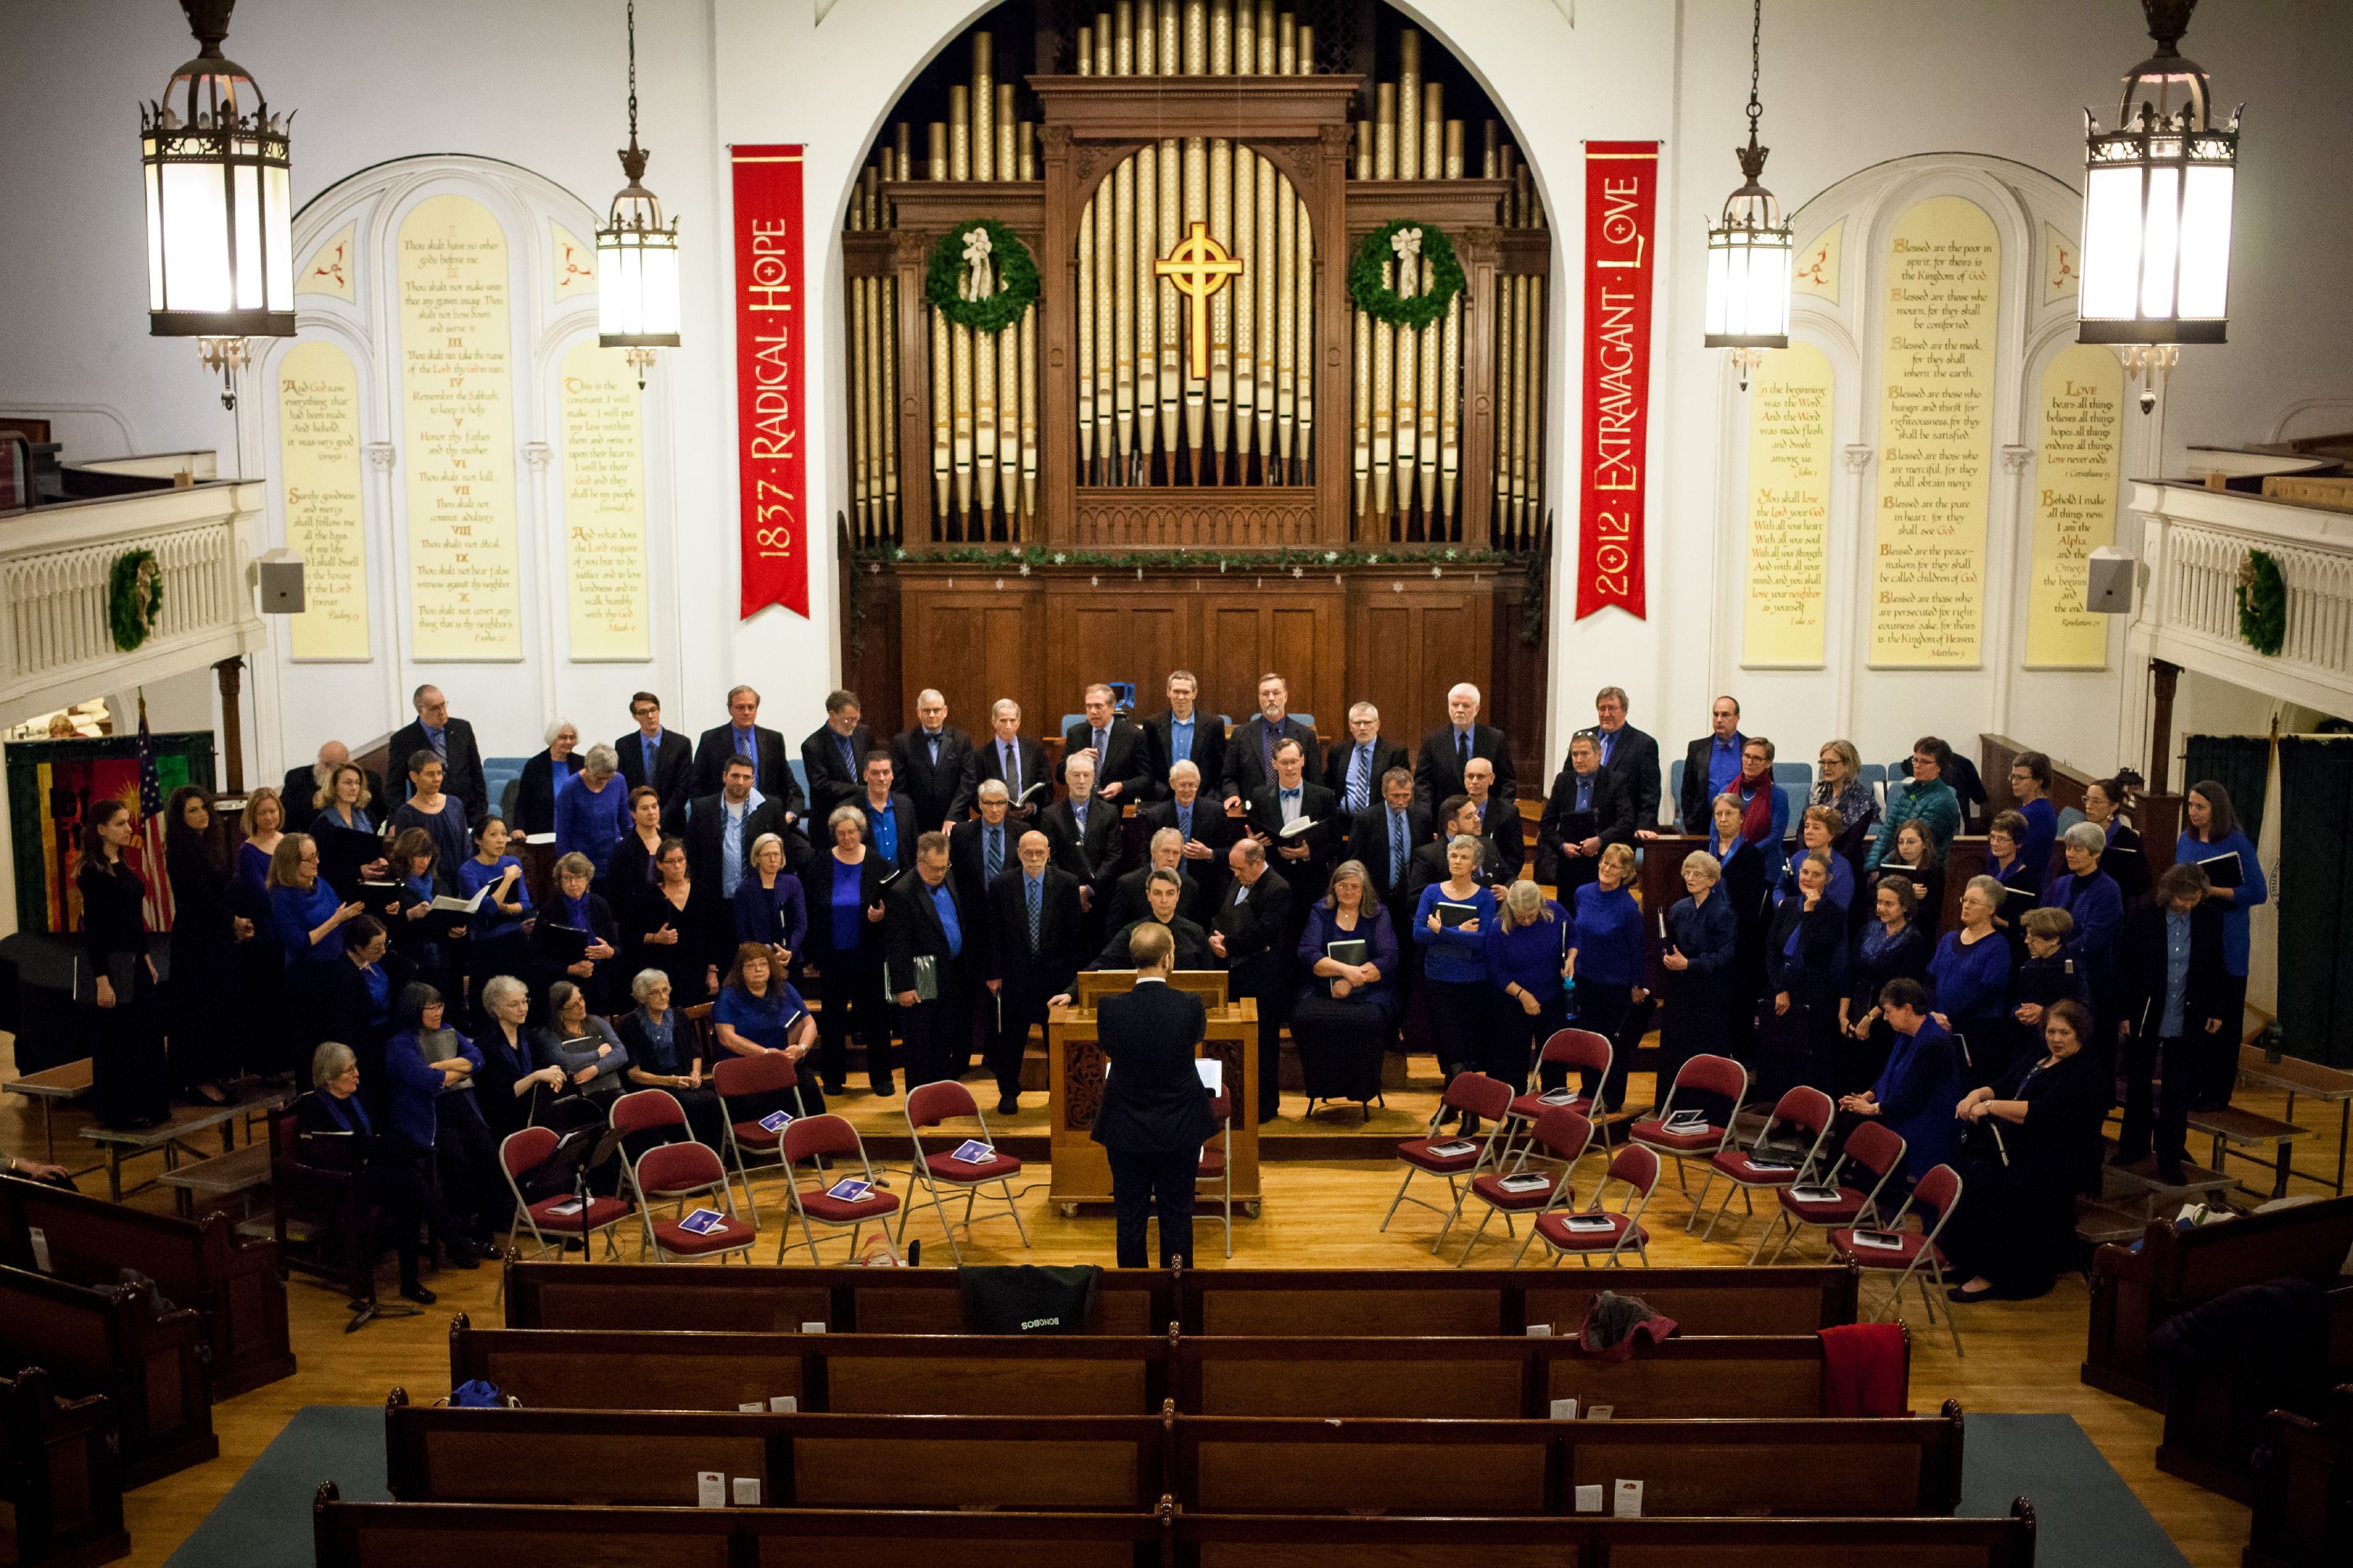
[513, 719, 584, 836]
[1758, 849, 1848, 1100]
[890, 688, 973, 830]
[1590, 686, 1664, 833]
[1060, 683, 1149, 799]
[1657, 852, 1737, 1113]
[799, 688, 877, 825]
[621, 837, 726, 1010]
[231, 789, 290, 1076]
[79, 799, 166, 1129]
[1413, 682, 1517, 814]
[1107, 828, 1202, 930]
[1406, 796, 1505, 905]
[382, 827, 463, 1001]
[473, 975, 571, 1137]
[2082, 773, 2151, 904]
[1140, 759, 1235, 908]
[2114, 864, 2231, 1183]
[615, 691, 694, 833]
[1244, 738, 1340, 932]
[2009, 907, 2086, 1068]
[953, 700, 1052, 822]
[1840, 875, 1933, 1097]
[691, 684, 802, 817]
[1705, 792, 1771, 1063]
[530, 853, 619, 1012]
[1221, 673, 1320, 809]
[609, 786, 669, 896]
[1042, 750, 1126, 913]
[1537, 731, 1634, 894]
[1209, 839, 1293, 1124]
[386, 685, 489, 825]
[884, 833, 972, 1090]
[1878, 820, 1945, 933]
[1461, 756, 1526, 882]
[163, 784, 247, 1104]
[1320, 702, 1412, 818]
[1944, 1000, 2109, 1301]
[1138, 670, 1227, 802]
[294, 1041, 478, 1305]
[1092, 871, 1217, 971]
[1347, 768, 1431, 937]
[800, 806, 893, 1096]
[983, 831, 1086, 1113]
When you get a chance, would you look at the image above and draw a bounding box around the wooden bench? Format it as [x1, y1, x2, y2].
[2155, 1283, 2353, 1502]
[0, 1178, 294, 1399]
[155, 1142, 275, 1219]
[2185, 1107, 2310, 1202]
[449, 1319, 1878, 1421]
[380, 1395, 1968, 1517]
[0, 1264, 216, 1486]
[2082, 1194, 2353, 1409]
[498, 1260, 1860, 1338]
[0, 1365, 128, 1568]
[313, 1491, 2039, 1568]
[2246, 1381, 2352, 1568]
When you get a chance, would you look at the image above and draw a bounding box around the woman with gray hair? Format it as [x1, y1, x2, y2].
[1289, 860, 1400, 1115]
[293, 1039, 478, 1304]
[555, 741, 630, 879]
[1485, 878, 1571, 1092]
[1657, 850, 1737, 1105]
[2045, 820, 2126, 1031]
[516, 718, 585, 836]
[1413, 834, 1500, 1129]
[471, 972, 568, 1136]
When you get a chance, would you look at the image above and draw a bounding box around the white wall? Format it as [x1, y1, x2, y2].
[6, 0, 2351, 786]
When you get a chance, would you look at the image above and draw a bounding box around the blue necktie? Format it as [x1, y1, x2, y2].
[1389, 810, 1406, 885]
[1026, 876, 1041, 951]
[642, 734, 656, 781]
[1457, 729, 1470, 766]
[427, 724, 446, 759]
[1177, 804, 1191, 842]
[926, 730, 940, 764]
[1348, 744, 1370, 812]
[1262, 724, 1277, 777]
[985, 825, 1002, 882]
[1003, 741, 1021, 799]
[837, 733, 855, 775]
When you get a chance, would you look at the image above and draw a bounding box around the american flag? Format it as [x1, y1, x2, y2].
[133, 695, 176, 931]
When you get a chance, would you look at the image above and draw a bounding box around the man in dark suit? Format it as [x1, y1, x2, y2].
[1407, 795, 1505, 905]
[952, 699, 1050, 823]
[1675, 695, 1746, 834]
[387, 686, 488, 825]
[889, 688, 972, 831]
[885, 832, 970, 1090]
[1107, 828, 1201, 931]
[1461, 756, 1526, 882]
[280, 740, 387, 835]
[1221, 672, 1319, 814]
[1042, 751, 1124, 920]
[1140, 759, 1235, 910]
[1347, 767, 1431, 929]
[947, 780, 1017, 941]
[1138, 668, 1227, 801]
[1591, 686, 1663, 833]
[1209, 838, 1294, 1124]
[1090, 923, 1217, 1268]
[1414, 682, 1515, 815]
[1060, 682, 1148, 802]
[684, 755, 786, 898]
[1321, 701, 1412, 819]
[614, 691, 693, 833]
[1246, 737, 1339, 922]
[800, 689, 875, 827]
[2115, 864, 2231, 1182]
[856, 751, 921, 873]
[1537, 731, 1633, 892]
[983, 830, 1086, 1114]
[691, 685, 804, 826]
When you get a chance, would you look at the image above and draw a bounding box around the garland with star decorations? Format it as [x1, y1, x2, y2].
[1347, 219, 1466, 329]
[924, 218, 1038, 333]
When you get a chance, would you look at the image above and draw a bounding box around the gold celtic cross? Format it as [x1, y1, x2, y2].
[1154, 220, 1243, 381]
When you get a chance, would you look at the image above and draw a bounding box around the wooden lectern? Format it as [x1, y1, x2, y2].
[1046, 972, 1260, 1217]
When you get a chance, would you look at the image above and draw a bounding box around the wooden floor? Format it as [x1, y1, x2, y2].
[9, 1035, 2336, 1568]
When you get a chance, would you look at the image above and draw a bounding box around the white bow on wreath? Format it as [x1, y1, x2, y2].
[1389, 226, 1424, 265]
[959, 226, 996, 301]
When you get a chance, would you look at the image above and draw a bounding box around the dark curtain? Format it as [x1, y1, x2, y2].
[2184, 734, 2271, 839]
[2275, 738, 2353, 1068]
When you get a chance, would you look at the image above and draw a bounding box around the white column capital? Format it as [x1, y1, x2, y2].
[2000, 443, 2033, 476]
[522, 441, 554, 472]
[1842, 445, 1874, 475]
[362, 442, 396, 473]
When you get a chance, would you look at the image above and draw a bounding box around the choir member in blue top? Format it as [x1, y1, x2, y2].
[1485, 879, 1572, 1090]
[2176, 779, 2267, 1107]
[1843, 876, 1933, 1097]
[1730, 737, 1792, 888]
[384, 982, 506, 1245]
[1568, 843, 1645, 1109]
[2005, 751, 2060, 887]
[455, 817, 530, 1023]
[233, 789, 292, 1075]
[1779, 805, 1856, 910]
[1413, 834, 1499, 1126]
[293, 1041, 479, 1304]
[1984, 811, 2041, 957]
[383, 826, 463, 997]
[1839, 977, 1963, 1182]
[1289, 860, 1401, 1112]
[1707, 792, 1771, 1062]
[269, 832, 366, 1071]
[2083, 774, 2150, 903]
[616, 969, 728, 1148]
[2046, 822, 2126, 1028]
[796, 807, 892, 1097]
[553, 745, 630, 879]
[1929, 876, 2017, 1079]
[732, 831, 810, 963]
[711, 942, 825, 1119]
[1759, 849, 1848, 1099]
[1659, 850, 1738, 1114]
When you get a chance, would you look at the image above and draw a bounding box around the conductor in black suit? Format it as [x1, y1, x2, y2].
[1591, 686, 1663, 833]
[615, 691, 694, 833]
[1537, 730, 1634, 893]
[1061, 682, 1148, 802]
[1139, 669, 1227, 801]
[1322, 702, 1411, 819]
[1210, 838, 1293, 1125]
[1091, 922, 1217, 1269]
[281, 741, 386, 835]
[983, 831, 1086, 1114]
[801, 689, 876, 826]
[1222, 672, 1319, 813]
[890, 688, 972, 831]
[387, 686, 488, 826]
[885, 833, 969, 1090]
[1414, 682, 1515, 814]
[690, 686, 804, 825]
[952, 700, 1050, 823]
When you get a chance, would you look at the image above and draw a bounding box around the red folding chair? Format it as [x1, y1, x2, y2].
[1755, 1119, 1908, 1264]
[898, 1079, 1029, 1263]
[1197, 1089, 1235, 1259]
[776, 1114, 900, 1264]
[1831, 1162, 1966, 1357]
[634, 1141, 758, 1264]
[1457, 1105, 1592, 1266]
[1497, 1028, 1611, 1171]
[1380, 1072, 1515, 1253]
[1627, 1053, 1748, 1206]
[1517, 1141, 1660, 1268]
[497, 1126, 629, 1264]
[1690, 1085, 1836, 1243]
[712, 1051, 810, 1223]
[609, 1086, 689, 1149]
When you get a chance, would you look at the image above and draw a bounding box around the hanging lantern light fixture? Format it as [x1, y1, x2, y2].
[597, 0, 682, 387]
[139, 0, 295, 409]
[1702, 0, 1792, 390]
[2078, 0, 2241, 413]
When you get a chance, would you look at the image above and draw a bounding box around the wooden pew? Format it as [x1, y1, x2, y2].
[313, 1491, 2040, 1568]
[0, 1264, 215, 1486]
[2246, 1381, 2353, 1568]
[498, 1260, 1858, 1338]
[2082, 1194, 2353, 1409]
[0, 1179, 295, 1398]
[0, 1365, 129, 1568]
[2155, 1284, 2353, 1502]
[380, 1397, 1969, 1518]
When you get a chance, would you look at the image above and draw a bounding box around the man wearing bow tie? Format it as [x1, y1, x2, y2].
[1321, 701, 1409, 819]
[1246, 738, 1337, 939]
[890, 688, 972, 831]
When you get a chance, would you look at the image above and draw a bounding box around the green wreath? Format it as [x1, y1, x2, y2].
[1348, 220, 1466, 329]
[924, 218, 1038, 334]
[107, 550, 165, 653]
[2236, 548, 2286, 657]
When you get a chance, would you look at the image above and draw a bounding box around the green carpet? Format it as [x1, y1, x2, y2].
[166, 1406, 2190, 1568]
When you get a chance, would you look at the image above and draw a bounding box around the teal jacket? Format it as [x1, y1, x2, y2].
[1866, 777, 1960, 869]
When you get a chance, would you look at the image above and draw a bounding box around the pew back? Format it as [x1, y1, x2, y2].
[0, 1365, 129, 1568]
[0, 1264, 216, 1486]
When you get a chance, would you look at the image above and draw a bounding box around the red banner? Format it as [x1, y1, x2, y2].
[1573, 142, 1660, 620]
[731, 144, 807, 619]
